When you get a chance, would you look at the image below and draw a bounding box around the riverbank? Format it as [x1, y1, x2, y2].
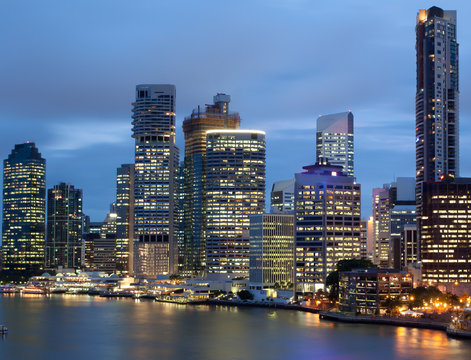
[191, 299, 322, 313]
[319, 311, 447, 330]
[318, 310, 471, 339]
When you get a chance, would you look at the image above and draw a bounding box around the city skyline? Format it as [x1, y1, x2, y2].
[2, 1, 471, 224]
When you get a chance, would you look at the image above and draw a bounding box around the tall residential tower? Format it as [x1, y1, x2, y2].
[132, 84, 179, 277]
[416, 7, 458, 206]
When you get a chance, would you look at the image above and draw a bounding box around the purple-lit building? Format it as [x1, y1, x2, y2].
[294, 163, 361, 298]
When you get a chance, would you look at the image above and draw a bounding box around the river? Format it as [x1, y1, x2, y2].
[0, 295, 470, 359]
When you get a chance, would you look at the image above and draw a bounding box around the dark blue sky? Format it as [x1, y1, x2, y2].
[1, 1, 470, 221]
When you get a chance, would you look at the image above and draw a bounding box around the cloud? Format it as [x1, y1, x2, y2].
[45, 120, 130, 152]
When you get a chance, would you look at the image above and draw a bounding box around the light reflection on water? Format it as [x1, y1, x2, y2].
[1, 295, 470, 360]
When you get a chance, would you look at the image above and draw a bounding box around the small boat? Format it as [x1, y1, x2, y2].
[0, 325, 8, 334]
[50, 288, 67, 294]
[21, 285, 46, 295]
[0, 285, 18, 294]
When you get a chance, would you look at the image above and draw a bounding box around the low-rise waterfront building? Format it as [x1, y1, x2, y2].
[339, 269, 412, 315]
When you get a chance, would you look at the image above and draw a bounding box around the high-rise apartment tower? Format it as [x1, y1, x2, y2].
[132, 84, 179, 277]
[416, 7, 458, 208]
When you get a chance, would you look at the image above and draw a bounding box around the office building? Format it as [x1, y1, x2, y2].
[421, 177, 471, 285]
[2, 143, 46, 273]
[402, 225, 418, 268]
[339, 269, 412, 315]
[360, 219, 368, 259]
[132, 84, 179, 277]
[270, 179, 295, 214]
[372, 178, 416, 268]
[116, 164, 134, 275]
[294, 163, 361, 297]
[249, 214, 294, 288]
[182, 94, 240, 274]
[316, 112, 354, 176]
[84, 205, 117, 273]
[46, 182, 83, 269]
[205, 130, 265, 276]
[416, 7, 459, 208]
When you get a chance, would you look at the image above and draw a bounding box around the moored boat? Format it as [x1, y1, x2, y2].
[21, 285, 46, 295]
[0, 285, 19, 294]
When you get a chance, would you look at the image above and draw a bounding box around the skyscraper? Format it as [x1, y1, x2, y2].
[132, 84, 179, 277]
[2, 142, 46, 273]
[116, 164, 134, 275]
[421, 177, 471, 286]
[372, 178, 416, 268]
[416, 7, 458, 207]
[205, 130, 265, 276]
[294, 163, 361, 297]
[316, 112, 354, 177]
[270, 179, 295, 214]
[46, 182, 83, 269]
[182, 94, 240, 274]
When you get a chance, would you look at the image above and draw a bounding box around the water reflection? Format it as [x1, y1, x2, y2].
[1, 295, 471, 360]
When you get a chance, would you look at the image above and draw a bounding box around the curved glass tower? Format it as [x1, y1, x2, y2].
[2, 142, 46, 273]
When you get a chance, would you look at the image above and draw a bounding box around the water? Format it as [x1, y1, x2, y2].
[1, 295, 470, 360]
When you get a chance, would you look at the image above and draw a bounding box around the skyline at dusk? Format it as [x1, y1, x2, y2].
[2, 1, 471, 221]
[3, 3, 471, 358]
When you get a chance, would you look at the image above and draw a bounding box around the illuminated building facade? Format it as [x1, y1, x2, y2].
[294, 163, 361, 297]
[132, 84, 179, 277]
[372, 178, 416, 268]
[205, 130, 265, 276]
[416, 7, 459, 209]
[421, 178, 471, 284]
[2, 142, 46, 273]
[316, 112, 354, 177]
[46, 182, 83, 269]
[116, 164, 134, 275]
[360, 219, 368, 259]
[402, 224, 418, 268]
[182, 94, 240, 274]
[249, 214, 294, 288]
[372, 187, 390, 267]
[270, 179, 295, 214]
[339, 269, 412, 315]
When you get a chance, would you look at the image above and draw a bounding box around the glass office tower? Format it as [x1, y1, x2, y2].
[182, 94, 240, 274]
[2, 142, 46, 273]
[46, 182, 83, 269]
[205, 130, 265, 276]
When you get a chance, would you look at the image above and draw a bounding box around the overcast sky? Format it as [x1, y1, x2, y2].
[1, 0, 470, 221]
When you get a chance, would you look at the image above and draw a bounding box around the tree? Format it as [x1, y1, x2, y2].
[238, 290, 254, 301]
[383, 297, 402, 315]
[325, 259, 376, 301]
